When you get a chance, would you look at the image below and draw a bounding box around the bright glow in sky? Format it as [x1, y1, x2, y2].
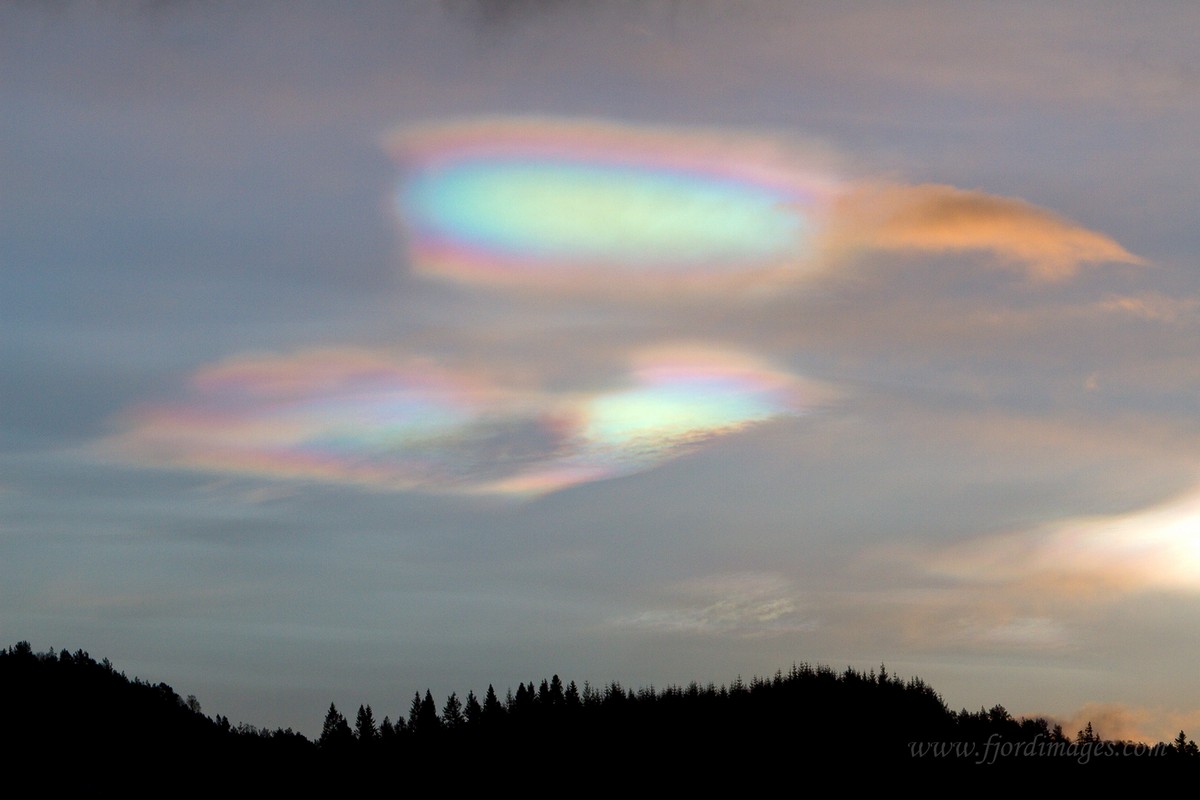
[928, 486, 1200, 594]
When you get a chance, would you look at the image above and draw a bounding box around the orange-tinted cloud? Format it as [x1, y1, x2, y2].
[1041, 703, 1200, 746]
[831, 183, 1145, 280]
[925, 486, 1200, 597]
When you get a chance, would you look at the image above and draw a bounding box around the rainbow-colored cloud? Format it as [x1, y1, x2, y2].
[388, 118, 836, 287]
[388, 117, 1141, 287]
[103, 346, 810, 497]
[103, 118, 1141, 497]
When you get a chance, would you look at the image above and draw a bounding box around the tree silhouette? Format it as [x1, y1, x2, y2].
[410, 689, 440, 736]
[1173, 730, 1199, 758]
[355, 704, 378, 740]
[442, 692, 464, 730]
[408, 691, 422, 731]
[482, 684, 504, 727]
[464, 690, 482, 727]
[318, 702, 352, 749]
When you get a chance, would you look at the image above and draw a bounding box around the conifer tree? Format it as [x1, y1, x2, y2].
[408, 691, 422, 731]
[482, 684, 504, 725]
[414, 690, 440, 735]
[319, 702, 352, 748]
[442, 692, 464, 730]
[464, 690, 482, 726]
[355, 704, 378, 740]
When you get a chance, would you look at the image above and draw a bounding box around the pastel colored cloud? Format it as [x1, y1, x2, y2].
[387, 117, 837, 288]
[102, 345, 811, 497]
[102, 349, 520, 492]
[482, 345, 809, 494]
[387, 117, 1141, 289]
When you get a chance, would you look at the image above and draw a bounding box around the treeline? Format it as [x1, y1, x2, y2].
[3, 640, 1196, 773]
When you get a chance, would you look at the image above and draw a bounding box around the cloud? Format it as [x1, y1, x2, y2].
[99, 344, 813, 497]
[611, 572, 814, 637]
[386, 118, 1142, 291]
[925, 486, 1200, 597]
[829, 183, 1145, 281]
[967, 616, 1069, 650]
[833, 483, 1200, 655]
[1097, 292, 1200, 324]
[386, 117, 839, 292]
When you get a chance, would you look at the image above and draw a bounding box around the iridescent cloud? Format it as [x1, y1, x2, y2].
[102, 346, 811, 497]
[482, 345, 809, 494]
[103, 349, 522, 492]
[387, 117, 837, 288]
[387, 117, 1141, 287]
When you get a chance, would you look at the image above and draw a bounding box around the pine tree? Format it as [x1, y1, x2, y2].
[408, 691, 422, 731]
[464, 690, 482, 727]
[548, 675, 565, 705]
[355, 704, 378, 740]
[482, 684, 504, 725]
[1170, 729, 1197, 757]
[414, 689, 441, 736]
[319, 702, 353, 748]
[442, 692, 464, 730]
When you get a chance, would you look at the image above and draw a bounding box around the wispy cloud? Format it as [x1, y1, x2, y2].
[387, 117, 1142, 292]
[833, 484, 1200, 655]
[925, 486, 1200, 597]
[1097, 292, 1199, 324]
[99, 344, 813, 497]
[612, 572, 814, 637]
[829, 183, 1145, 281]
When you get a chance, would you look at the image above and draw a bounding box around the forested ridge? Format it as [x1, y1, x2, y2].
[3, 640, 1193, 774]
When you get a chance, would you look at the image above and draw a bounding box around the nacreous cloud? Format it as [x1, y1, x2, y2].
[387, 117, 838, 289]
[386, 117, 1142, 290]
[101, 346, 812, 497]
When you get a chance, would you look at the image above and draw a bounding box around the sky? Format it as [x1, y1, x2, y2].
[3, 0, 1200, 742]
